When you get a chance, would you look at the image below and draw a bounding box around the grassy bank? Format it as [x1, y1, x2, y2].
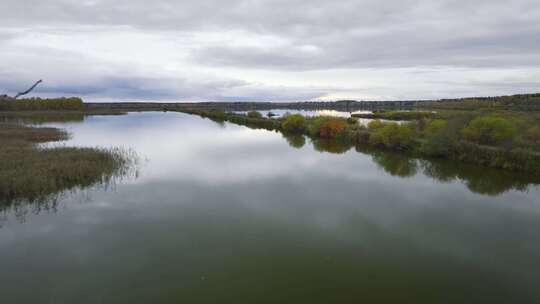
[178, 108, 540, 174]
[0, 119, 134, 207]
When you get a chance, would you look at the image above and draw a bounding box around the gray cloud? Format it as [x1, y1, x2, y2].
[190, 1, 540, 70]
[1, 0, 539, 100]
[0, 32, 15, 42]
[34, 77, 246, 100]
[0, 68, 326, 102]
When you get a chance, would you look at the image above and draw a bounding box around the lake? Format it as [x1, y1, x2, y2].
[1, 111, 540, 303]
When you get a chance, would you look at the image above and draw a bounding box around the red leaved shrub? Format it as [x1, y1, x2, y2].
[319, 119, 348, 139]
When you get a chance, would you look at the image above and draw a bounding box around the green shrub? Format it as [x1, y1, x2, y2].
[347, 117, 359, 124]
[420, 128, 457, 157]
[227, 113, 281, 131]
[281, 114, 306, 133]
[206, 109, 227, 121]
[247, 111, 263, 119]
[341, 128, 370, 144]
[369, 122, 414, 149]
[461, 116, 517, 146]
[424, 119, 447, 136]
[420, 116, 471, 157]
[368, 120, 385, 130]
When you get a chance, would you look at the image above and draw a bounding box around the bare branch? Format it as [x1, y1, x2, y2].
[14, 80, 43, 99]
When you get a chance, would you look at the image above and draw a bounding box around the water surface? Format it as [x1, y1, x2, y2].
[1, 112, 539, 303]
[235, 109, 404, 125]
[235, 109, 369, 118]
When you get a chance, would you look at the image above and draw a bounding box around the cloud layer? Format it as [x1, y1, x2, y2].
[1, 0, 539, 101]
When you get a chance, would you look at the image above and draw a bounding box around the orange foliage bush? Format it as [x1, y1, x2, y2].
[319, 119, 348, 139]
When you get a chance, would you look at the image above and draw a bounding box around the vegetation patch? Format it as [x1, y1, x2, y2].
[247, 111, 263, 119]
[461, 115, 518, 146]
[352, 111, 437, 121]
[0, 110, 127, 126]
[417, 93, 540, 110]
[282, 114, 306, 133]
[368, 122, 415, 150]
[318, 119, 348, 139]
[0, 97, 84, 111]
[179, 107, 540, 174]
[0, 120, 134, 208]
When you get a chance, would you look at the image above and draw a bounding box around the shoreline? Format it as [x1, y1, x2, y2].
[173, 108, 540, 175]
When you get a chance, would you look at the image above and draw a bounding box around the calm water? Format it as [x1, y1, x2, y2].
[235, 109, 403, 125]
[235, 109, 369, 118]
[1, 111, 540, 303]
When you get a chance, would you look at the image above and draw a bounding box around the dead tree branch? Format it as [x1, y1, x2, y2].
[14, 80, 43, 99]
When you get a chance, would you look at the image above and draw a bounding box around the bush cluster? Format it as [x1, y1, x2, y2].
[183, 108, 540, 174]
[247, 111, 263, 119]
[461, 116, 517, 146]
[281, 114, 306, 133]
[0, 97, 84, 111]
[318, 119, 348, 139]
[368, 122, 414, 150]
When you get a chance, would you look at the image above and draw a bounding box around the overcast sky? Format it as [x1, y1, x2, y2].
[1, 0, 539, 102]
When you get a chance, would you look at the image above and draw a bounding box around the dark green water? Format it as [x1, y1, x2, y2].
[1, 112, 540, 303]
